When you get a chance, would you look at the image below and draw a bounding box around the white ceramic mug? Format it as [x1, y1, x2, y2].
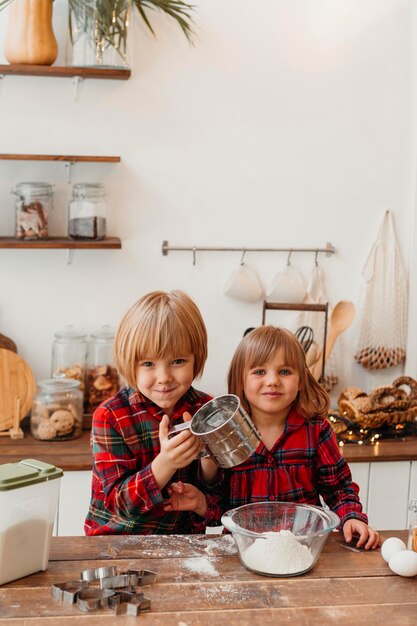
[224, 263, 264, 303]
[267, 264, 306, 303]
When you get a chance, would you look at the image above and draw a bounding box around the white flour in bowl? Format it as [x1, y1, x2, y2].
[242, 529, 313, 575]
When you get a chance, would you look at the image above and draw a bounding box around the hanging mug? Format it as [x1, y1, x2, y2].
[267, 253, 306, 303]
[224, 252, 264, 303]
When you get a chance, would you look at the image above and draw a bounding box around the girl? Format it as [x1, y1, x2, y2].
[166, 325, 380, 549]
[85, 290, 218, 536]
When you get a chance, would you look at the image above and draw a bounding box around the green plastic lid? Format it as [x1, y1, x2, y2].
[0, 459, 63, 491]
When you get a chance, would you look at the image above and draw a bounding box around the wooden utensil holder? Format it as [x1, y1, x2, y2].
[0, 397, 24, 439]
[261, 301, 329, 382]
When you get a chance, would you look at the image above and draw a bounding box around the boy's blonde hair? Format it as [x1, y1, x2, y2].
[115, 290, 208, 389]
[228, 326, 329, 419]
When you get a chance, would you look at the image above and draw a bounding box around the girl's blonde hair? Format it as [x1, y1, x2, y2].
[115, 290, 207, 389]
[228, 325, 329, 419]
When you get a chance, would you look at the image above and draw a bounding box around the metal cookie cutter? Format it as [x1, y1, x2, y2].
[114, 598, 151, 616]
[76, 588, 115, 612]
[80, 565, 117, 582]
[99, 572, 138, 589]
[108, 590, 144, 608]
[50, 580, 88, 604]
[110, 591, 152, 616]
[137, 569, 158, 586]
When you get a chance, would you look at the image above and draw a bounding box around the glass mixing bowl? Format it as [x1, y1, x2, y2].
[221, 501, 340, 577]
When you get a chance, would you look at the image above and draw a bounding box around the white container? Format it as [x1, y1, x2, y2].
[0, 458, 63, 585]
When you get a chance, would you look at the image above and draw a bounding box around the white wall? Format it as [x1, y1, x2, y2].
[0, 0, 416, 402]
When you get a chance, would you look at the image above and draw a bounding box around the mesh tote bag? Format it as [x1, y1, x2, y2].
[355, 210, 408, 370]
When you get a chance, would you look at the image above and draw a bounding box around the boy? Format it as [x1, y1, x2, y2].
[85, 290, 218, 535]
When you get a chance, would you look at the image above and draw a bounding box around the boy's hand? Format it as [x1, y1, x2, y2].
[182, 411, 218, 483]
[151, 414, 203, 489]
[159, 414, 203, 469]
[164, 481, 208, 518]
[343, 519, 381, 550]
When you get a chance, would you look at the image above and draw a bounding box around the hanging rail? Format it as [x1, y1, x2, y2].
[162, 240, 336, 265]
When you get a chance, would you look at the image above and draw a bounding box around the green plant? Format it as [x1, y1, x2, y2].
[0, 0, 196, 45]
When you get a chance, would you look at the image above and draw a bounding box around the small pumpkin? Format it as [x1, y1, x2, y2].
[3, 0, 58, 65]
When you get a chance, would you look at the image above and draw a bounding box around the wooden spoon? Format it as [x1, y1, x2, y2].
[310, 301, 356, 380]
[325, 300, 355, 359]
[306, 341, 320, 368]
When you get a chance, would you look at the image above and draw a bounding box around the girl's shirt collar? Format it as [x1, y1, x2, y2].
[255, 407, 306, 455]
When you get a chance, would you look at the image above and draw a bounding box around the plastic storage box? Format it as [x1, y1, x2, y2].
[0, 458, 63, 585]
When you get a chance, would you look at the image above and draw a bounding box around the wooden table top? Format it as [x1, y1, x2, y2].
[0, 427, 416, 471]
[0, 531, 415, 625]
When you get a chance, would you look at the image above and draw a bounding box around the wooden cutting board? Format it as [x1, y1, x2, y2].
[0, 332, 17, 353]
[0, 348, 36, 431]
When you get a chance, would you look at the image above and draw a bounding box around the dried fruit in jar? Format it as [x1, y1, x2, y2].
[53, 364, 85, 393]
[16, 200, 48, 240]
[87, 364, 119, 412]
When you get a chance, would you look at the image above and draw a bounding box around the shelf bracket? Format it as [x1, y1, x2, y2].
[73, 75, 84, 102]
[67, 249, 75, 265]
[65, 161, 76, 184]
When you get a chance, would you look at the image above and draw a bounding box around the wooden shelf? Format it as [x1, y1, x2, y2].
[0, 154, 120, 162]
[0, 237, 121, 250]
[0, 64, 131, 80]
[0, 154, 120, 163]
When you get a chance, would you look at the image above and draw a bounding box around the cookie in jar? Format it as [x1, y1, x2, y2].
[31, 379, 83, 441]
[86, 325, 120, 413]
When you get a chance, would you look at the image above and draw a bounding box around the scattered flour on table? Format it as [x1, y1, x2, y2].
[182, 557, 219, 577]
[242, 530, 313, 575]
[204, 534, 237, 556]
[200, 583, 252, 605]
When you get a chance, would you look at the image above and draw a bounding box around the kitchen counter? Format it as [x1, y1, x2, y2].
[0, 531, 415, 624]
[0, 427, 416, 470]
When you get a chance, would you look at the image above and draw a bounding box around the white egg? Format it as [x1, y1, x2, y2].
[381, 536, 407, 562]
[389, 550, 417, 577]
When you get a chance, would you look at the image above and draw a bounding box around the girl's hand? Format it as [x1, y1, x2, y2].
[164, 481, 208, 517]
[343, 519, 381, 550]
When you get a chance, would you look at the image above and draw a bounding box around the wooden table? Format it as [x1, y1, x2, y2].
[1, 531, 416, 625]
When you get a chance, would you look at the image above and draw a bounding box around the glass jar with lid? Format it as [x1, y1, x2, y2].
[68, 183, 107, 240]
[31, 378, 83, 441]
[51, 326, 87, 402]
[13, 182, 53, 240]
[86, 325, 120, 413]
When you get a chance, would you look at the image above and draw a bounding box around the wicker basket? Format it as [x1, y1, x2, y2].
[337, 376, 417, 429]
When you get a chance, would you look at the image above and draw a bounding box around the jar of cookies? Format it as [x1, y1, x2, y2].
[86, 325, 120, 413]
[31, 378, 83, 441]
[51, 326, 87, 402]
[13, 182, 53, 240]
